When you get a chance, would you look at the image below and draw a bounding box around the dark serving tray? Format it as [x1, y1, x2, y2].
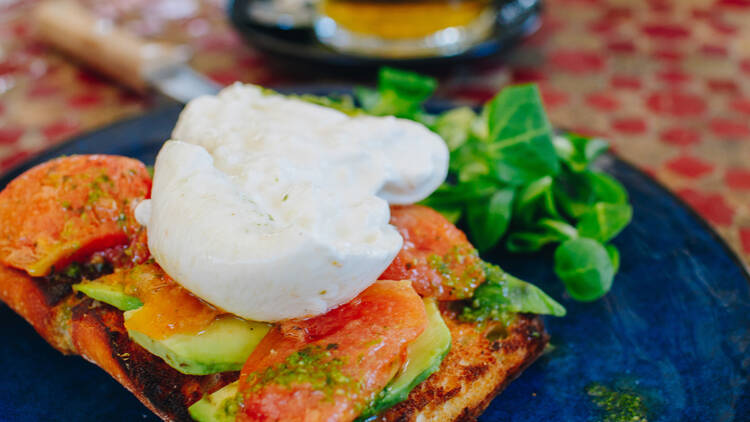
[0, 92, 748, 421]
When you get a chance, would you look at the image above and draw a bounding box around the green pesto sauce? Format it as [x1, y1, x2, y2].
[64, 263, 82, 279]
[462, 307, 517, 328]
[245, 345, 358, 399]
[87, 173, 114, 205]
[426, 245, 483, 299]
[222, 394, 242, 417]
[459, 262, 515, 324]
[586, 383, 648, 422]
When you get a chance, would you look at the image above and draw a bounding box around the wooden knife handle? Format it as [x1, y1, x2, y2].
[33, 0, 190, 92]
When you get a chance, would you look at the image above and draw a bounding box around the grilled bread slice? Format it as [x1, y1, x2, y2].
[376, 306, 547, 421]
[0, 262, 547, 422]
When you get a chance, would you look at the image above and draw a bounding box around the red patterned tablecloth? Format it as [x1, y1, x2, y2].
[1, 0, 749, 265]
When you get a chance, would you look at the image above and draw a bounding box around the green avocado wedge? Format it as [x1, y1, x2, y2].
[74, 280, 270, 376]
[72, 281, 143, 311]
[189, 381, 240, 422]
[125, 313, 270, 376]
[187, 298, 452, 422]
[357, 298, 452, 420]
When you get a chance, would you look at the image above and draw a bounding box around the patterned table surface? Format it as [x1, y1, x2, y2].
[1, 0, 749, 266]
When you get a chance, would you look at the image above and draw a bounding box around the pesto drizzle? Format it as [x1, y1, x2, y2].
[87, 173, 114, 205]
[426, 245, 484, 299]
[586, 383, 648, 422]
[245, 345, 359, 399]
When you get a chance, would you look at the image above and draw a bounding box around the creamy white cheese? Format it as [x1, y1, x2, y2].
[135, 84, 448, 322]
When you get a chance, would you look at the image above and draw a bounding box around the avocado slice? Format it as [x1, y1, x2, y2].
[74, 280, 269, 376]
[358, 298, 451, 419]
[189, 381, 240, 422]
[125, 313, 270, 375]
[73, 281, 143, 311]
[187, 299, 452, 421]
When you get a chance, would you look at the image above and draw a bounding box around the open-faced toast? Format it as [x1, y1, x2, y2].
[0, 262, 547, 422]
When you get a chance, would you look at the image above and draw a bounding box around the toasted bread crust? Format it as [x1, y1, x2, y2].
[0, 264, 235, 422]
[0, 264, 547, 422]
[0, 264, 77, 353]
[378, 306, 547, 421]
[71, 300, 237, 421]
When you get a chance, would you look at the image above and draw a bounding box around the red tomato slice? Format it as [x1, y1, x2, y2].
[237, 280, 427, 422]
[380, 205, 485, 300]
[0, 155, 150, 277]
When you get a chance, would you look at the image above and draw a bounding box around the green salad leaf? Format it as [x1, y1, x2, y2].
[462, 262, 566, 322]
[486, 85, 559, 185]
[589, 171, 629, 204]
[505, 218, 578, 253]
[576, 202, 633, 243]
[505, 231, 560, 253]
[466, 188, 514, 252]
[513, 176, 560, 224]
[378, 67, 438, 101]
[355, 67, 437, 120]
[554, 238, 615, 302]
[605, 244, 620, 273]
[553, 133, 609, 173]
[432, 106, 477, 151]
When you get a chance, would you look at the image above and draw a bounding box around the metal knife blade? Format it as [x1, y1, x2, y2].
[146, 65, 223, 104]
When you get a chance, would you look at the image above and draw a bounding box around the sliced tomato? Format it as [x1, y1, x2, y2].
[120, 226, 151, 267]
[0, 155, 150, 277]
[237, 280, 427, 422]
[94, 261, 222, 340]
[380, 205, 485, 300]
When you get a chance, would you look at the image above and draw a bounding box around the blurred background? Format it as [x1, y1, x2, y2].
[0, 0, 749, 266]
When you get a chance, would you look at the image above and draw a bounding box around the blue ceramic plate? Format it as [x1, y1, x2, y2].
[1, 95, 748, 421]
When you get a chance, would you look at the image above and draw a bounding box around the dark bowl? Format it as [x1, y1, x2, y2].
[227, 0, 542, 69]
